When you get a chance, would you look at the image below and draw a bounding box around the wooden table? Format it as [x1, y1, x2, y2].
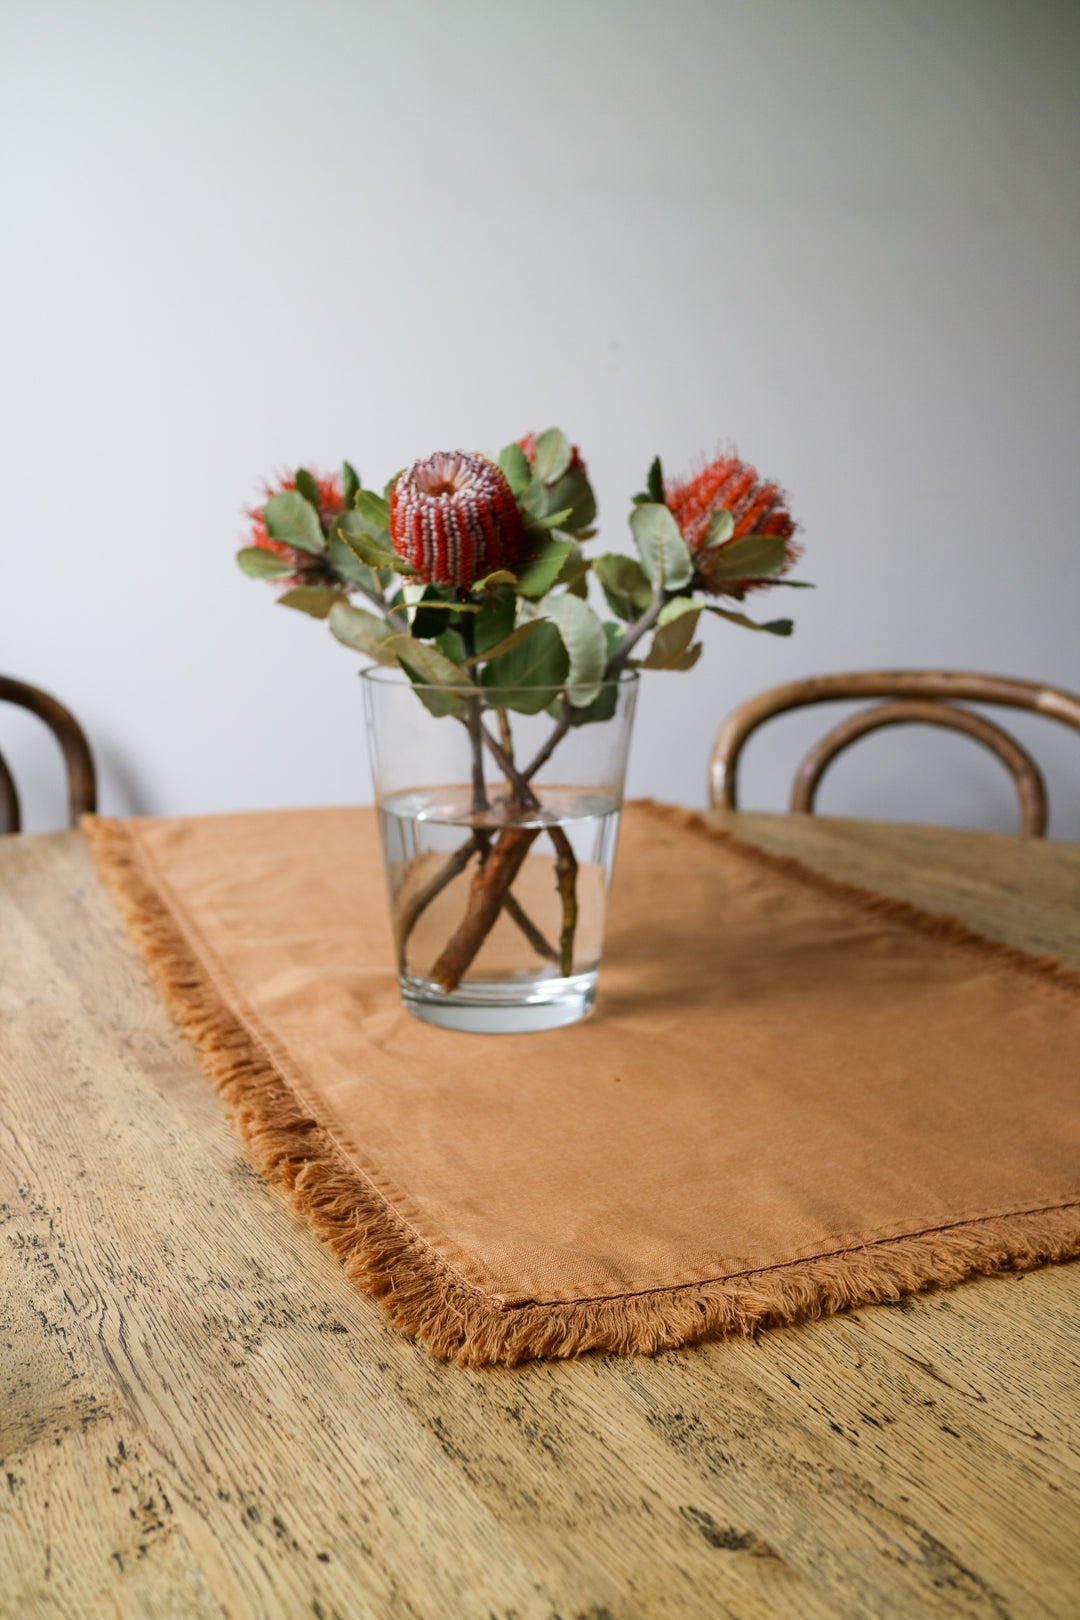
[2, 812, 1079, 1619]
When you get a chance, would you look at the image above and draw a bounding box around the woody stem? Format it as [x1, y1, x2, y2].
[459, 618, 490, 816]
[399, 584, 662, 991]
[548, 824, 578, 976]
[430, 826, 540, 991]
[394, 832, 480, 975]
[497, 707, 516, 797]
[395, 829, 557, 971]
[477, 723, 577, 974]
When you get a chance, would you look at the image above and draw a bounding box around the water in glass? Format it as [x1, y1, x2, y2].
[378, 783, 621, 1033]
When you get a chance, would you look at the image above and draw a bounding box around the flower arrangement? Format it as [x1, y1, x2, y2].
[238, 430, 808, 1020]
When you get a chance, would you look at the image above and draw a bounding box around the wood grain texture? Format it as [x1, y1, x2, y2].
[2, 818, 1079, 1619]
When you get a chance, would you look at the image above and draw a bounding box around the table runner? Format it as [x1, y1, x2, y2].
[83, 802, 1080, 1365]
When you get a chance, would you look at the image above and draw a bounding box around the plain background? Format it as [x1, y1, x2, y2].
[2, 0, 1078, 835]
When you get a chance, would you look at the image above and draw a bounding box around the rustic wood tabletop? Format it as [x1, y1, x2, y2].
[2, 812, 1079, 1620]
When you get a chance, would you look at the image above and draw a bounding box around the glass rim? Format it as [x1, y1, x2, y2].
[358, 665, 640, 694]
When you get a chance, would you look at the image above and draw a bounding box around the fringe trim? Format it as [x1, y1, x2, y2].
[635, 799, 1080, 1003]
[82, 811, 1080, 1367]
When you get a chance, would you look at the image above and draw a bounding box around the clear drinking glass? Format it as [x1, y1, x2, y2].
[361, 668, 639, 1033]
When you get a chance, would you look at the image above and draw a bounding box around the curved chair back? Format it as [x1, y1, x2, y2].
[709, 671, 1080, 836]
[0, 676, 97, 834]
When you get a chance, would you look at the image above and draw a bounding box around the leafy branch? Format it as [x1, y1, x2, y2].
[237, 438, 808, 991]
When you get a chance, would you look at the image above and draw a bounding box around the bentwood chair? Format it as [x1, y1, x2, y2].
[709, 671, 1080, 836]
[0, 676, 97, 833]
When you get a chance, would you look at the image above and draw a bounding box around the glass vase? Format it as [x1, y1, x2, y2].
[361, 667, 638, 1034]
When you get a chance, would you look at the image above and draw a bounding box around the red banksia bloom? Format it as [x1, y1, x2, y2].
[248, 470, 344, 581]
[517, 431, 585, 473]
[665, 452, 800, 596]
[390, 451, 525, 588]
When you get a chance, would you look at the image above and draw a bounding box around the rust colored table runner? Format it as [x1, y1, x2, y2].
[84, 802, 1080, 1365]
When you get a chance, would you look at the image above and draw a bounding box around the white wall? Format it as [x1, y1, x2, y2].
[2, 0, 1078, 836]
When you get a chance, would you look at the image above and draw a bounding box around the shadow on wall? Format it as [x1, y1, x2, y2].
[96, 739, 156, 821]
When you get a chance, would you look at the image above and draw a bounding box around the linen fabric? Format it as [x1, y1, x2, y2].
[84, 803, 1080, 1363]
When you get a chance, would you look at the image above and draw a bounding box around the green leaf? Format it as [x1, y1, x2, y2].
[657, 594, 702, 626]
[465, 616, 548, 667]
[326, 531, 378, 590]
[236, 546, 295, 580]
[277, 585, 344, 619]
[543, 594, 607, 707]
[398, 667, 464, 718]
[542, 465, 596, 533]
[519, 474, 545, 519]
[766, 578, 815, 589]
[703, 532, 789, 579]
[533, 427, 572, 485]
[337, 521, 394, 568]
[646, 455, 664, 504]
[642, 608, 702, 670]
[526, 506, 574, 533]
[629, 503, 692, 591]
[593, 552, 653, 621]
[516, 538, 573, 599]
[263, 490, 326, 555]
[703, 605, 794, 636]
[481, 620, 569, 713]
[602, 620, 625, 660]
[435, 627, 466, 664]
[497, 443, 532, 497]
[565, 682, 619, 728]
[383, 634, 472, 717]
[328, 601, 398, 664]
[338, 514, 418, 574]
[382, 635, 471, 688]
[408, 589, 480, 641]
[342, 460, 360, 509]
[294, 468, 322, 511]
[521, 459, 595, 533]
[561, 543, 590, 599]
[337, 505, 390, 548]
[473, 568, 518, 591]
[550, 622, 626, 723]
[673, 639, 703, 670]
[353, 488, 391, 530]
[473, 587, 516, 655]
[408, 588, 457, 642]
[705, 508, 735, 546]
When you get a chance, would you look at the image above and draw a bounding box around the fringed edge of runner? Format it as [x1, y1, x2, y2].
[637, 799, 1080, 1004]
[82, 812, 1080, 1367]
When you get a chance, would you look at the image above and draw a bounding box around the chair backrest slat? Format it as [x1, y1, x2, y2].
[0, 748, 20, 834]
[709, 670, 1080, 837]
[0, 676, 97, 833]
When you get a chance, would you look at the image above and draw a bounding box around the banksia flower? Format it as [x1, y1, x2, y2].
[248, 470, 344, 584]
[389, 451, 525, 588]
[665, 452, 799, 596]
